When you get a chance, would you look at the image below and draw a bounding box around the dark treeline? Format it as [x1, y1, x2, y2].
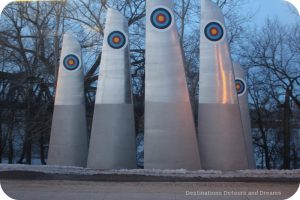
[0, 0, 299, 169]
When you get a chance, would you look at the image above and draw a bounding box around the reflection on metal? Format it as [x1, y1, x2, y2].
[144, 0, 201, 170]
[87, 8, 136, 170]
[48, 34, 88, 167]
[233, 62, 256, 169]
[198, 0, 248, 170]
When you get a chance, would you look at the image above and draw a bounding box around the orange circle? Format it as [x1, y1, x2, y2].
[68, 59, 75, 65]
[157, 14, 166, 23]
[210, 28, 218, 36]
[236, 83, 241, 90]
[113, 36, 120, 43]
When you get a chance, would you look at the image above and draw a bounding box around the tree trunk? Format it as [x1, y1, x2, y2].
[7, 110, 15, 164]
[256, 109, 271, 169]
[17, 142, 26, 164]
[25, 98, 33, 165]
[25, 135, 32, 165]
[0, 110, 2, 162]
[39, 134, 46, 165]
[261, 129, 270, 169]
[8, 122, 14, 164]
[283, 89, 291, 169]
[20, 85, 34, 165]
[8, 132, 13, 164]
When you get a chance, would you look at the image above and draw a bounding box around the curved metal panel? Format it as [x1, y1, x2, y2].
[55, 34, 85, 106]
[197, 0, 248, 170]
[199, 0, 236, 104]
[233, 62, 256, 169]
[48, 34, 88, 167]
[96, 8, 131, 104]
[87, 8, 136, 170]
[144, 0, 201, 170]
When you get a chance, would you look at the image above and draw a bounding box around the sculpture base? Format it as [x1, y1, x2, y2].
[87, 104, 136, 170]
[144, 101, 201, 170]
[198, 104, 249, 170]
[48, 105, 88, 167]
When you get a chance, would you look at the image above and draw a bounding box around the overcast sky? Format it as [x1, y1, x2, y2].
[245, 0, 299, 27]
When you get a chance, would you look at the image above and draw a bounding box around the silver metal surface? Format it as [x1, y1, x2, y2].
[199, 0, 236, 104]
[197, 0, 248, 170]
[233, 62, 256, 169]
[54, 35, 85, 106]
[87, 8, 136, 169]
[96, 9, 131, 104]
[87, 104, 136, 169]
[144, 0, 201, 170]
[48, 34, 88, 167]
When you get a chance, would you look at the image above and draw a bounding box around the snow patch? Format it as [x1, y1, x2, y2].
[0, 164, 299, 179]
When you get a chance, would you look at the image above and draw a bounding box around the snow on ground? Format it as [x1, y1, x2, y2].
[0, 164, 299, 179]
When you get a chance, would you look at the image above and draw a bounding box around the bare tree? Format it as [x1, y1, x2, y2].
[240, 19, 300, 169]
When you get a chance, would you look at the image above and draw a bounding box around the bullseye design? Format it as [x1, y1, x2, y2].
[150, 8, 172, 30]
[63, 54, 80, 71]
[204, 22, 224, 42]
[235, 78, 246, 96]
[108, 31, 127, 49]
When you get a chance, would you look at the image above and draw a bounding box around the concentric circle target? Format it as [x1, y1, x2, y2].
[107, 31, 127, 49]
[204, 22, 224, 42]
[63, 54, 80, 71]
[235, 79, 246, 96]
[150, 8, 172, 30]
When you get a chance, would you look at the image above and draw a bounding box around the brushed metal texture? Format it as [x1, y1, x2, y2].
[198, 0, 249, 170]
[87, 9, 136, 169]
[48, 34, 88, 167]
[144, 0, 201, 170]
[233, 62, 256, 169]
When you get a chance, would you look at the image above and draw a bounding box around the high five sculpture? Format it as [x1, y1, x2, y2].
[198, 0, 249, 170]
[48, 34, 88, 167]
[87, 8, 136, 169]
[233, 62, 256, 169]
[144, 0, 201, 170]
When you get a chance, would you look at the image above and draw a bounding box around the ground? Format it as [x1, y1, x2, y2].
[1, 180, 298, 200]
[0, 165, 299, 200]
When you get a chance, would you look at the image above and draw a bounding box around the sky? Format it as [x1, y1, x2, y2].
[245, 0, 299, 27]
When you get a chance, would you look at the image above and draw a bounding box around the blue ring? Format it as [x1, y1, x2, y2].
[235, 79, 246, 95]
[107, 31, 126, 49]
[204, 22, 224, 42]
[150, 8, 172, 29]
[63, 54, 80, 71]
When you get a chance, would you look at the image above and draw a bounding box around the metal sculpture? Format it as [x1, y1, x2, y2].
[87, 8, 136, 169]
[197, 0, 249, 170]
[233, 62, 256, 169]
[48, 34, 88, 167]
[144, 0, 201, 170]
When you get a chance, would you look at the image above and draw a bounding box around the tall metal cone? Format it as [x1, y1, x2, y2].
[48, 34, 88, 167]
[198, 0, 248, 170]
[87, 8, 136, 169]
[144, 0, 201, 170]
[233, 62, 256, 169]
